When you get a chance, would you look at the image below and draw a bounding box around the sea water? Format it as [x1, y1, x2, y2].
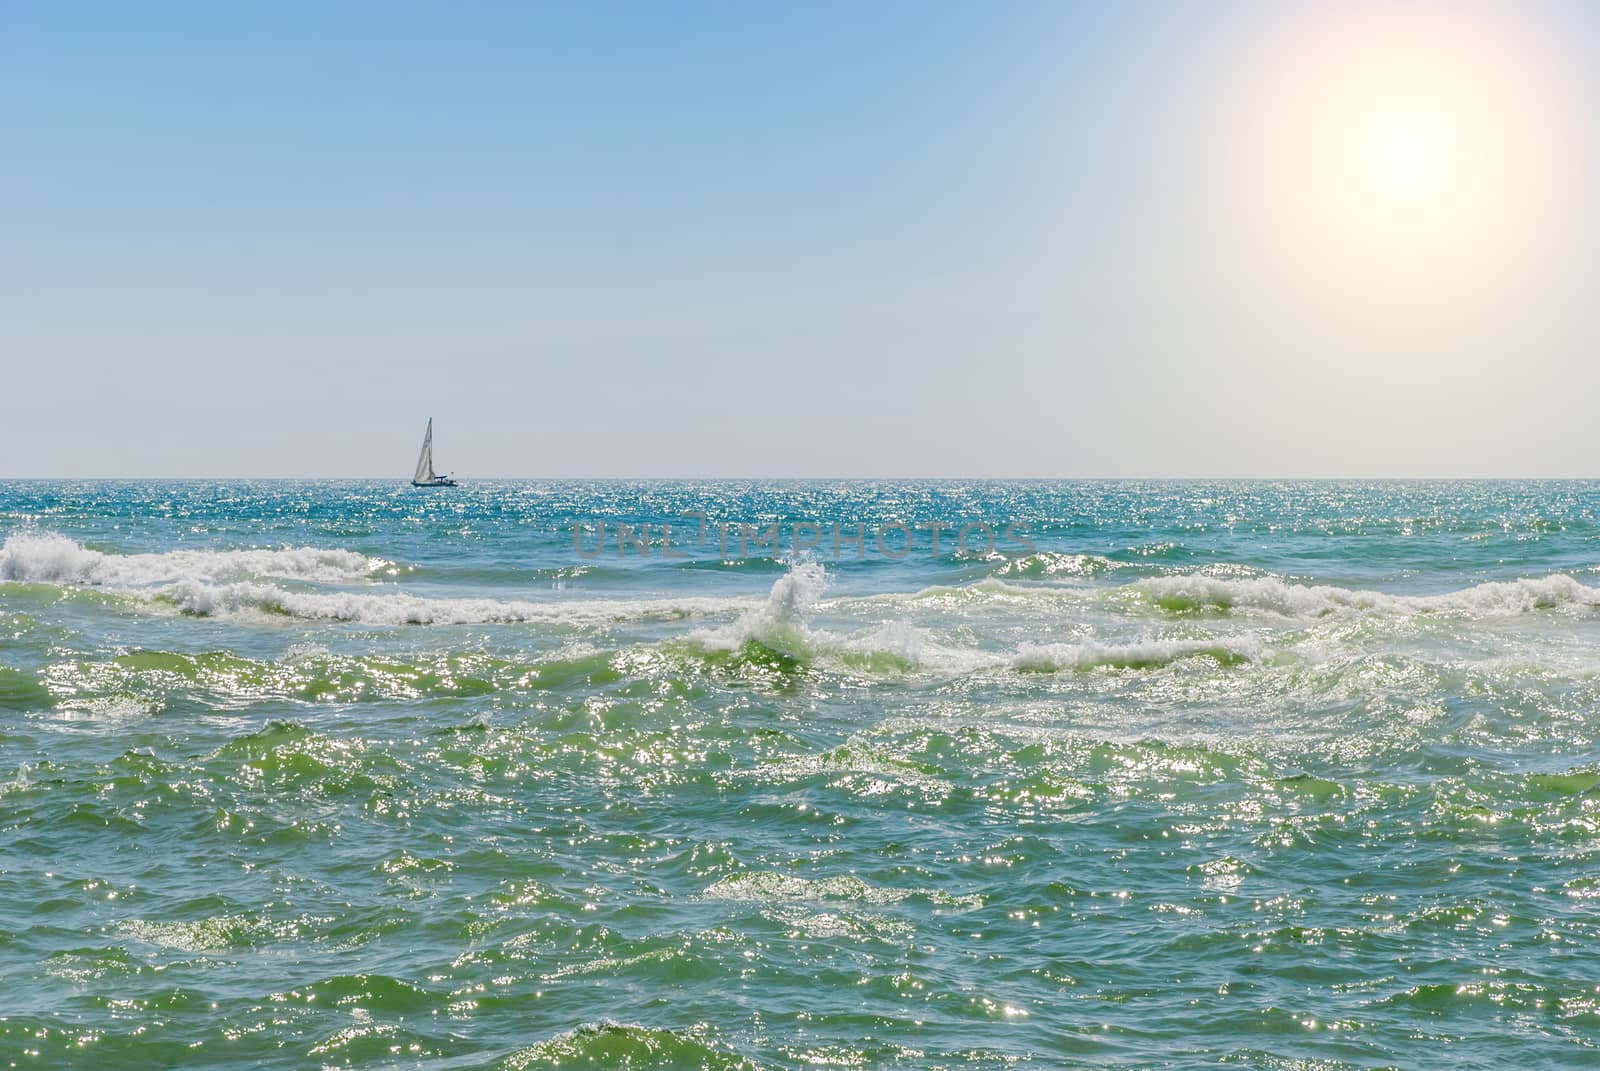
[2, 480, 1599, 1069]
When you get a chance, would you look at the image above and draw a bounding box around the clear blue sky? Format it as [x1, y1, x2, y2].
[6, 1, 1599, 477]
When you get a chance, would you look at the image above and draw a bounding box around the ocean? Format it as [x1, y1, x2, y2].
[3, 479, 1599, 1069]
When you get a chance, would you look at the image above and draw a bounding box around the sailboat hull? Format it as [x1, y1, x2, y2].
[412, 478, 458, 487]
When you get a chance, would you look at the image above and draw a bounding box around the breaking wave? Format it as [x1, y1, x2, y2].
[15, 530, 1591, 659]
[1009, 636, 1262, 671]
[153, 579, 754, 626]
[0, 531, 756, 627]
[686, 561, 1260, 674]
[1136, 572, 1600, 619]
[0, 531, 383, 586]
[688, 561, 832, 654]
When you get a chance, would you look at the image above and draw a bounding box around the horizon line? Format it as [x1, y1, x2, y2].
[6, 474, 1600, 483]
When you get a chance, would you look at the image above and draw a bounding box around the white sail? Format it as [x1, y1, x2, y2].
[413, 419, 435, 483]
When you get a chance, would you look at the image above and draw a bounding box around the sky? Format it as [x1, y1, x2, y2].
[5, 0, 1600, 478]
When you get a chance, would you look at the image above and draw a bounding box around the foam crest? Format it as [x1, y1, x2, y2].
[1009, 636, 1263, 671]
[155, 579, 756, 627]
[684, 562, 1265, 675]
[824, 631, 1261, 674]
[689, 561, 830, 655]
[1136, 572, 1600, 619]
[0, 531, 383, 586]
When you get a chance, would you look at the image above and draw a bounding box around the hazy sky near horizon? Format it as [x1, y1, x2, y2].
[7, 1, 1600, 478]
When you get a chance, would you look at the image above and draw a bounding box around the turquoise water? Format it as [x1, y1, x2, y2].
[4, 480, 1600, 1069]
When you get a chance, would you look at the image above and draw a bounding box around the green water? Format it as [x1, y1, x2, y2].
[3, 481, 1600, 1068]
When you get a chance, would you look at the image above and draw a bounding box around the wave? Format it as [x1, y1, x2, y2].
[24, 528, 1581, 660]
[501, 1024, 758, 1070]
[837, 568, 1600, 629]
[688, 561, 831, 654]
[1010, 636, 1262, 671]
[0, 666, 53, 712]
[1, 531, 757, 627]
[804, 628, 1260, 675]
[987, 551, 1125, 579]
[1135, 572, 1600, 618]
[685, 562, 1259, 675]
[154, 579, 756, 626]
[0, 531, 383, 586]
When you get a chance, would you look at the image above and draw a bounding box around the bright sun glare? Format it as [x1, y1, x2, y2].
[1368, 117, 1445, 196]
[1240, 6, 1566, 291]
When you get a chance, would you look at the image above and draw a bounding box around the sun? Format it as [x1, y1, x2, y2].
[1367, 116, 1446, 197]
[1233, 4, 1569, 292]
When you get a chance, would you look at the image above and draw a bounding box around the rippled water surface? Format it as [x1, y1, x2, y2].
[4, 480, 1600, 1069]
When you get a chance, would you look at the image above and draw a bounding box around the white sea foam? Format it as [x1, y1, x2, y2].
[0, 535, 1270, 673]
[154, 579, 756, 627]
[817, 631, 1263, 675]
[1135, 572, 1600, 619]
[685, 561, 1260, 674]
[690, 576, 984, 672]
[1008, 636, 1263, 671]
[0, 531, 383, 586]
[0, 531, 758, 627]
[688, 561, 831, 654]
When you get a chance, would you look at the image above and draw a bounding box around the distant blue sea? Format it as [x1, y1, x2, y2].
[4, 480, 1600, 1069]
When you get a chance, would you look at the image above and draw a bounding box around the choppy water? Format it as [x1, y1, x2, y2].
[4, 480, 1600, 1069]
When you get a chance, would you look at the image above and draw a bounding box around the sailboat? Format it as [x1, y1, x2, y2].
[411, 419, 458, 487]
